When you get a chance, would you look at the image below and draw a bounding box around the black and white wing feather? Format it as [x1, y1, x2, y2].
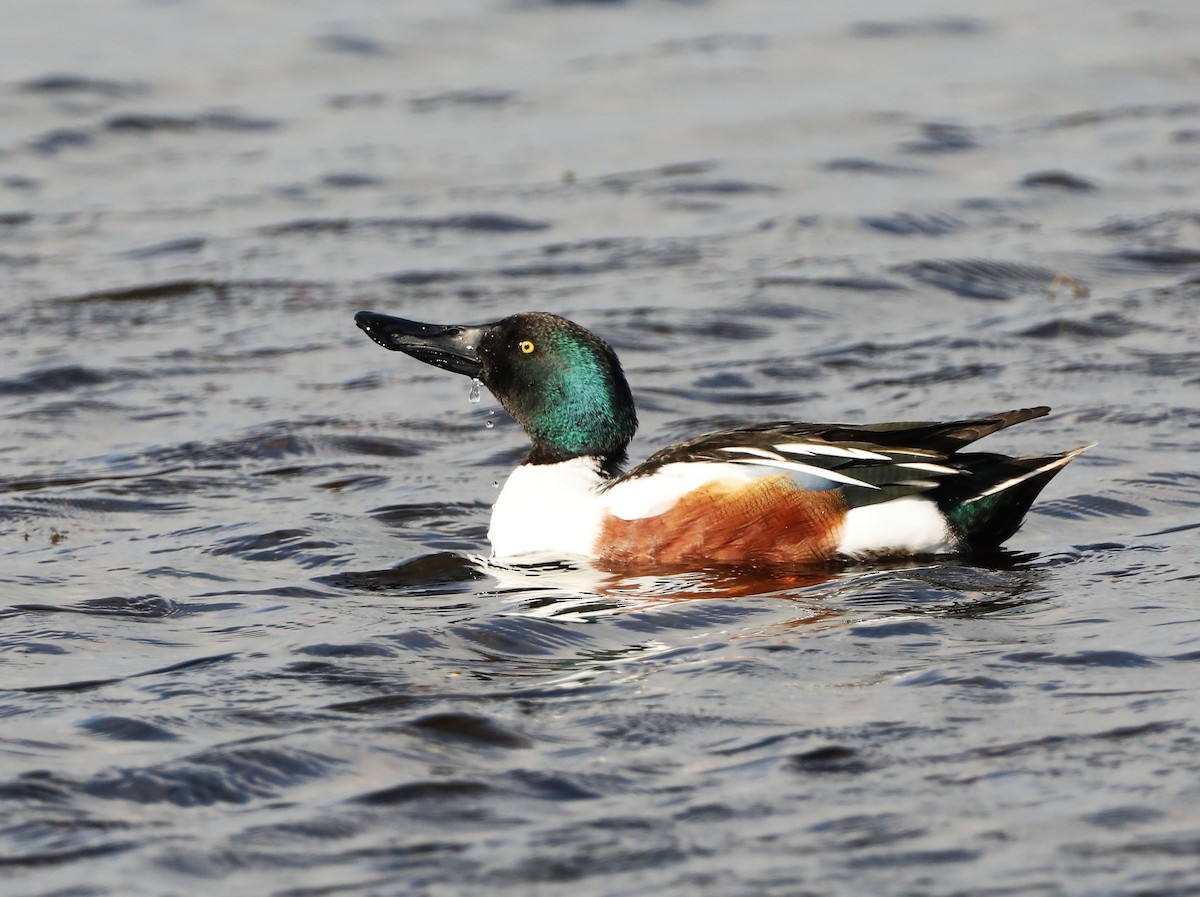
[613, 408, 1052, 506]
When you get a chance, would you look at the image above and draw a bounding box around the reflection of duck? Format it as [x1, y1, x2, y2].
[356, 311, 1089, 569]
[484, 555, 841, 609]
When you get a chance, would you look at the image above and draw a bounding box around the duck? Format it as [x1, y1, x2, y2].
[354, 310, 1089, 569]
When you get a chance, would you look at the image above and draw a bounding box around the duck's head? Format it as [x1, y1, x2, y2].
[355, 310, 637, 471]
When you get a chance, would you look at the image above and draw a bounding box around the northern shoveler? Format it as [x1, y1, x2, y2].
[355, 310, 1089, 568]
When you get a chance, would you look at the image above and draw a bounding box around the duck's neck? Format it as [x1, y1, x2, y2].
[526, 442, 627, 477]
[520, 397, 634, 475]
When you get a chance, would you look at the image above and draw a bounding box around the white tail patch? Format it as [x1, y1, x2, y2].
[965, 444, 1095, 503]
[837, 496, 957, 558]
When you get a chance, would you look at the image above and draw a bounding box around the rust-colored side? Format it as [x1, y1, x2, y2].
[597, 474, 847, 567]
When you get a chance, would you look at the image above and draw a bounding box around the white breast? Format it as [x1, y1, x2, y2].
[836, 496, 959, 558]
[487, 458, 608, 559]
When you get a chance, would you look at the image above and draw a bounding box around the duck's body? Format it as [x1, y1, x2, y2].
[487, 456, 957, 564]
[355, 311, 1088, 569]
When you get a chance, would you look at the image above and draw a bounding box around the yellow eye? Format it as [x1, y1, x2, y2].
[518, 340, 535, 354]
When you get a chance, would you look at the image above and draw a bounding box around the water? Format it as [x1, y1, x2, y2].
[3, 1, 1200, 894]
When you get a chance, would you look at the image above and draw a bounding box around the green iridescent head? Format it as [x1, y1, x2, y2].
[356, 310, 638, 471]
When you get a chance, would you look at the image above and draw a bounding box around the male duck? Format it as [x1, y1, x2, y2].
[355, 310, 1088, 568]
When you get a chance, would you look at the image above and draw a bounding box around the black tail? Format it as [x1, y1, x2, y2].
[939, 445, 1092, 551]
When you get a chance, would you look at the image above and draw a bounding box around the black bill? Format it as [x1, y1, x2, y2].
[355, 311, 487, 379]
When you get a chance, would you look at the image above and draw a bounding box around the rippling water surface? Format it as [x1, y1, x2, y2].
[4, 1, 1200, 894]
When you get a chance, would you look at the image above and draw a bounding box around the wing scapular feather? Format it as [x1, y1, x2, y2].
[614, 408, 1054, 502]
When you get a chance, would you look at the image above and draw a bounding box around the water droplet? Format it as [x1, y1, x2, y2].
[468, 378, 481, 404]
[484, 420, 494, 429]
[492, 480, 500, 488]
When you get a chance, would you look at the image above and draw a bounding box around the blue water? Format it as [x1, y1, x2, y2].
[3, 2, 1200, 894]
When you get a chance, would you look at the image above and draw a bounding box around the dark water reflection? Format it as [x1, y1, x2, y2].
[4, 1, 1200, 894]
